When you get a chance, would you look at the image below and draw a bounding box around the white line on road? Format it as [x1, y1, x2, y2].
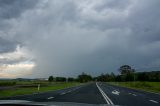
[132, 94, 137, 96]
[149, 100, 159, 104]
[96, 82, 114, 105]
[60, 92, 66, 95]
[128, 93, 137, 96]
[47, 97, 54, 99]
[67, 90, 71, 93]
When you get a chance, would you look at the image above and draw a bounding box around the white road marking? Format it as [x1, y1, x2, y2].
[149, 100, 159, 104]
[128, 93, 137, 96]
[112, 90, 120, 95]
[96, 82, 114, 105]
[67, 90, 71, 93]
[132, 94, 137, 96]
[47, 97, 54, 99]
[60, 92, 66, 95]
[134, 89, 160, 96]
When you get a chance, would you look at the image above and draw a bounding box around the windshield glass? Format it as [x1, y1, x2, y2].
[0, 0, 160, 106]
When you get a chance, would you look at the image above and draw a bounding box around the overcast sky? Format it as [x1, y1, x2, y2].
[0, 0, 160, 78]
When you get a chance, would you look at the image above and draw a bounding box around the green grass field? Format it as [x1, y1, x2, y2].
[108, 82, 160, 93]
[0, 81, 80, 98]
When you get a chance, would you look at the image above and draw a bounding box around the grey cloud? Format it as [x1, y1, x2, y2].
[95, 0, 131, 11]
[0, 37, 18, 53]
[128, 0, 160, 43]
[0, 0, 38, 66]
[0, 55, 28, 65]
[0, 0, 39, 19]
[0, 0, 160, 78]
[0, 0, 39, 31]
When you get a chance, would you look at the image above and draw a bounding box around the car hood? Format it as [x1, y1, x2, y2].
[0, 100, 121, 106]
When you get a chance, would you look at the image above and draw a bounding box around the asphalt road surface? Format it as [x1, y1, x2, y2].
[1, 82, 160, 106]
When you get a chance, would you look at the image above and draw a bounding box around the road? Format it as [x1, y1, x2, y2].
[1, 82, 160, 106]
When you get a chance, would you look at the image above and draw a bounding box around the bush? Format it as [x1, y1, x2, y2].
[0, 81, 16, 86]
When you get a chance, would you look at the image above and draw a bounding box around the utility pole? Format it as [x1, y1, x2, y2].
[38, 84, 40, 91]
[134, 72, 135, 87]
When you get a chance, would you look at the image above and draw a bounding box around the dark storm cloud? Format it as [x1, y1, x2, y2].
[0, 0, 39, 31]
[0, 0, 38, 19]
[0, 37, 18, 53]
[128, 0, 160, 41]
[0, 0, 160, 78]
[0, 0, 39, 53]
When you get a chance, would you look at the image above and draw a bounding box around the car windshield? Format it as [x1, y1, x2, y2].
[0, 0, 160, 106]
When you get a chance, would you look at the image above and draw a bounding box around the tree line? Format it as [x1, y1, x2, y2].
[48, 72, 92, 83]
[48, 65, 160, 82]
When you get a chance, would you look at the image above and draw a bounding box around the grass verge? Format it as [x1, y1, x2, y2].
[107, 81, 160, 94]
[0, 82, 80, 98]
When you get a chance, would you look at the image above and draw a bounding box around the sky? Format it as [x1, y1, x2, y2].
[0, 0, 160, 78]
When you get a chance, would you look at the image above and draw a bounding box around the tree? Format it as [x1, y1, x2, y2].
[96, 73, 116, 82]
[119, 65, 133, 75]
[115, 75, 122, 82]
[77, 72, 92, 83]
[118, 65, 136, 81]
[110, 72, 116, 81]
[56, 77, 66, 82]
[67, 77, 75, 82]
[97, 73, 106, 82]
[48, 76, 54, 82]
